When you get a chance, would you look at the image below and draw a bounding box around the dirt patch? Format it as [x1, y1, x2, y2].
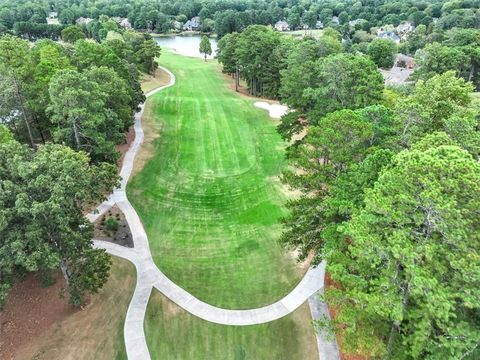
[132, 99, 162, 177]
[0, 272, 77, 359]
[141, 68, 171, 93]
[270, 176, 302, 199]
[94, 205, 134, 247]
[14, 258, 135, 360]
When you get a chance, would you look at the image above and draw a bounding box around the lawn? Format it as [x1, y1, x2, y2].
[284, 29, 324, 39]
[128, 51, 305, 309]
[14, 258, 135, 360]
[145, 290, 318, 360]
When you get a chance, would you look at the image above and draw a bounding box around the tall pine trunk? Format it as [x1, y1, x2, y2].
[12, 75, 35, 149]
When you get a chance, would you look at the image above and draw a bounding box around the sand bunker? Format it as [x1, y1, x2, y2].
[254, 101, 289, 119]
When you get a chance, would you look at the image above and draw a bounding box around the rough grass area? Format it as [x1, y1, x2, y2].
[284, 29, 324, 39]
[15, 258, 135, 360]
[128, 51, 305, 309]
[145, 290, 319, 360]
[140, 68, 171, 93]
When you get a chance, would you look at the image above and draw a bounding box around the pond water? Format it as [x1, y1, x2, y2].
[154, 35, 218, 59]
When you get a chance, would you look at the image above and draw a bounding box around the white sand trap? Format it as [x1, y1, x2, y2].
[254, 101, 289, 119]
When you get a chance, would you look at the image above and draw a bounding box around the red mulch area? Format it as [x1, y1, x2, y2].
[116, 126, 136, 170]
[0, 272, 77, 359]
[325, 272, 367, 360]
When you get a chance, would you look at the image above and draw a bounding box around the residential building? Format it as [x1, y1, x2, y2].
[76, 17, 93, 25]
[120, 18, 132, 29]
[183, 16, 200, 31]
[274, 20, 290, 31]
[395, 53, 415, 69]
[378, 31, 401, 44]
[396, 22, 414, 35]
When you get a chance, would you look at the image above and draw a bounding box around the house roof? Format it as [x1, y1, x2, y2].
[378, 31, 400, 41]
[183, 16, 200, 29]
[275, 20, 289, 27]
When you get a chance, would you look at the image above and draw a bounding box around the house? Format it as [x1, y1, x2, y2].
[378, 31, 401, 44]
[120, 18, 132, 29]
[274, 20, 289, 32]
[183, 16, 200, 31]
[76, 17, 93, 25]
[396, 22, 414, 35]
[48, 11, 57, 19]
[395, 53, 415, 69]
[376, 25, 396, 35]
[331, 16, 340, 25]
[315, 20, 324, 29]
[349, 19, 362, 27]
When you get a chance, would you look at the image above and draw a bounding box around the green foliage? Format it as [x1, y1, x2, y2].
[61, 25, 85, 43]
[199, 35, 212, 61]
[234, 25, 287, 98]
[105, 217, 119, 232]
[413, 29, 480, 90]
[216, 32, 239, 74]
[396, 71, 475, 147]
[0, 139, 118, 307]
[47, 69, 124, 163]
[329, 142, 480, 358]
[367, 38, 397, 68]
[136, 39, 160, 75]
[305, 53, 384, 120]
[0, 32, 144, 149]
[279, 46, 480, 358]
[0, 124, 13, 143]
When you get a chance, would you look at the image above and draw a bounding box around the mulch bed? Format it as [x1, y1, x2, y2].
[94, 205, 134, 248]
[0, 272, 77, 359]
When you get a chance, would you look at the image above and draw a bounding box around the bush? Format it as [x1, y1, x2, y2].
[105, 217, 119, 232]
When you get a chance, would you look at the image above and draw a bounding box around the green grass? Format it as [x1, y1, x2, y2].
[284, 29, 324, 39]
[128, 51, 304, 309]
[145, 290, 318, 360]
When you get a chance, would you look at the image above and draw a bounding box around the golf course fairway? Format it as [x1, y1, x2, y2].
[128, 51, 305, 309]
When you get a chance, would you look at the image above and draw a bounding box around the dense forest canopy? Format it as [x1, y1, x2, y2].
[0, 0, 479, 36]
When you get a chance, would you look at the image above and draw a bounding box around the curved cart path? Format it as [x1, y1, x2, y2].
[88, 65, 337, 360]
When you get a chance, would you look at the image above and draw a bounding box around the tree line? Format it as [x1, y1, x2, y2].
[0, 27, 160, 307]
[218, 24, 480, 359]
[0, 0, 478, 38]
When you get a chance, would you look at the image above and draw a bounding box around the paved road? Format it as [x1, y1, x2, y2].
[88, 65, 338, 360]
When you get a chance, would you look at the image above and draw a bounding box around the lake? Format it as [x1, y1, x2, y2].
[154, 35, 218, 59]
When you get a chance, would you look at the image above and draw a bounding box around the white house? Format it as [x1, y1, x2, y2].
[48, 11, 57, 19]
[315, 20, 324, 29]
[396, 22, 414, 35]
[349, 19, 362, 27]
[378, 31, 401, 44]
[120, 18, 132, 29]
[76, 17, 93, 25]
[274, 20, 289, 31]
[331, 16, 340, 25]
[183, 16, 200, 31]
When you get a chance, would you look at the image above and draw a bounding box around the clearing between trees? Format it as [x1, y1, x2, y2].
[128, 51, 306, 309]
[128, 51, 317, 358]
